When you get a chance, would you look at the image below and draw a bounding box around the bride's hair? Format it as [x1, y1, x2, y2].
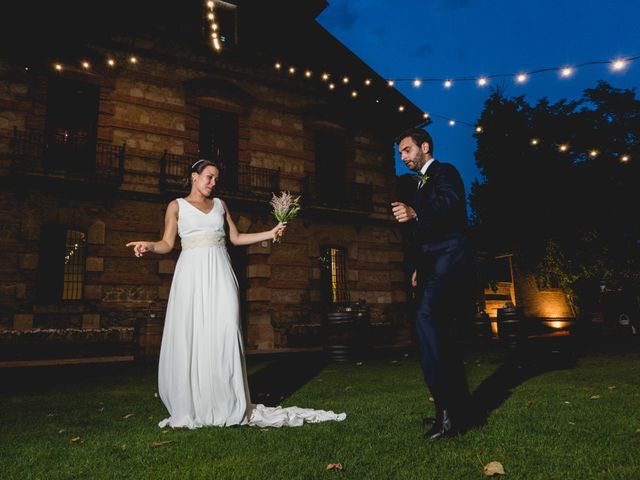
[184, 159, 220, 188]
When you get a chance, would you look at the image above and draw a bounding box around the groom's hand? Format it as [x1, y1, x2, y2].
[391, 202, 417, 223]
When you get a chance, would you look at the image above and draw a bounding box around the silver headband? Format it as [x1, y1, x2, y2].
[191, 159, 206, 169]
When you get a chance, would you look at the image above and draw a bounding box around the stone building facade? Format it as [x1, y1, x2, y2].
[0, 1, 424, 355]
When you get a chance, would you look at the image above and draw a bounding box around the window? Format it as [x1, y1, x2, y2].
[199, 109, 238, 186]
[44, 78, 99, 173]
[315, 132, 345, 200]
[320, 246, 349, 305]
[38, 225, 87, 302]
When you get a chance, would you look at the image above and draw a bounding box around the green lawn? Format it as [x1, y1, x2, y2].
[1, 338, 639, 479]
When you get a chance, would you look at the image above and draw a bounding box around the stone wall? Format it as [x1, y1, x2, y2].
[0, 47, 412, 353]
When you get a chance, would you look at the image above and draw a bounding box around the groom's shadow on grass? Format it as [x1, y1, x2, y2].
[247, 351, 328, 407]
[469, 337, 578, 427]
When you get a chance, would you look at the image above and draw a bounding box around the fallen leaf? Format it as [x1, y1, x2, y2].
[526, 400, 534, 407]
[326, 463, 344, 472]
[98, 407, 105, 413]
[569, 422, 575, 425]
[121, 444, 127, 451]
[608, 385, 617, 390]
[636, 427, 640, 433]
[345, 386, 352, 391]
[123, 413, 135, 419]
[58, 429, 66, 435]
[150, 440, 175, 448]
[590, 395, 601, 400]
[564, 401, 571, 405]
[70, 436, 84, 444]
[483, 461, 505, 476]
[428, 397, 434, 402]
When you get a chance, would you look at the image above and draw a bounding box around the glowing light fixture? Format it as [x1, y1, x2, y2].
[560, 66, 574, 78]
[611, 58, 627, 71]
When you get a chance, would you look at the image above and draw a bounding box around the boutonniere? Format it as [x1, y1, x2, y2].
[417, 173, 429, 188]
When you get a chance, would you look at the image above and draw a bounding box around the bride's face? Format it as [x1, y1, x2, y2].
[192, 165, 219, 197]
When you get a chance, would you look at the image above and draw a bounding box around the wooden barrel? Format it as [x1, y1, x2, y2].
[325, 312, 354, 362]
[473, 311, 492, 343]
[497, 307, 525, 348]
[135, 313, 164, 362]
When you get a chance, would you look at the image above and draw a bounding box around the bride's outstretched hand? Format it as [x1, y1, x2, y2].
[126, 241, 152, 257]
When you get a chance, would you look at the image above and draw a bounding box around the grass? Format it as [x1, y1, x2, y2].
[1, 337, 639, 479]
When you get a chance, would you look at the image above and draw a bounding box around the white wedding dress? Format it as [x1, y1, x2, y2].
[157, 198, 346, 429]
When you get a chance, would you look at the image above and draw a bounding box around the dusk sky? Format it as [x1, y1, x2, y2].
[317, 0, 640, 194]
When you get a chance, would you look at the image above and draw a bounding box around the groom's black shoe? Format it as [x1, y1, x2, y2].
[424, 409, 459, 440]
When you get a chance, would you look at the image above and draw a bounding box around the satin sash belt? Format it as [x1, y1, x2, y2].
[181, 234, 226, 250]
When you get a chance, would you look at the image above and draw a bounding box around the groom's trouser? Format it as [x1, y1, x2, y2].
[415, 237, 474, 418]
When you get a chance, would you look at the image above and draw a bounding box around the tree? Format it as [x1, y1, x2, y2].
[470, 82, 640, 311]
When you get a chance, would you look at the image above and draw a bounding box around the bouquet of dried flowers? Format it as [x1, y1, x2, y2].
[270, 191, 301, 243]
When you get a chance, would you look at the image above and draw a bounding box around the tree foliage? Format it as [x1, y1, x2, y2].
[470, 81, 640, 309]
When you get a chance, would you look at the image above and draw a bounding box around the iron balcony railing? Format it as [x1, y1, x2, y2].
[10, 128, 125, 184]
[160, 150, 280, 197]
[302, 175, 372, 212]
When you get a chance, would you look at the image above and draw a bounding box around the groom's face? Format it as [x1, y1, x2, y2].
[399, 136, 428, 172]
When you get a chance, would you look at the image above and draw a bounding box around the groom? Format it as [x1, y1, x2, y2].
[391, 127, 475, 440]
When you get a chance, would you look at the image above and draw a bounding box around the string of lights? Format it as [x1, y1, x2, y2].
[388, 55, 639, 88]
[205, 0, 221, 52]
[34, 47, 637, 162]
[272, 54, 638, 131]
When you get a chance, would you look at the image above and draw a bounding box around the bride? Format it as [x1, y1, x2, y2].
[127, 159, 346, 429]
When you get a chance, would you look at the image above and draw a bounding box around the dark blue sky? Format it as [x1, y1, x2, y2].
[317, 0, 640, 194]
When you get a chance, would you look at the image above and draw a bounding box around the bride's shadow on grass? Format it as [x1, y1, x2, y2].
[469, 337, 578, 427]
[247, 351, 328, 407]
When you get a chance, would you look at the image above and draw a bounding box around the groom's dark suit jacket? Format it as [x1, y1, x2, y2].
[410, 160, 469, 264]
